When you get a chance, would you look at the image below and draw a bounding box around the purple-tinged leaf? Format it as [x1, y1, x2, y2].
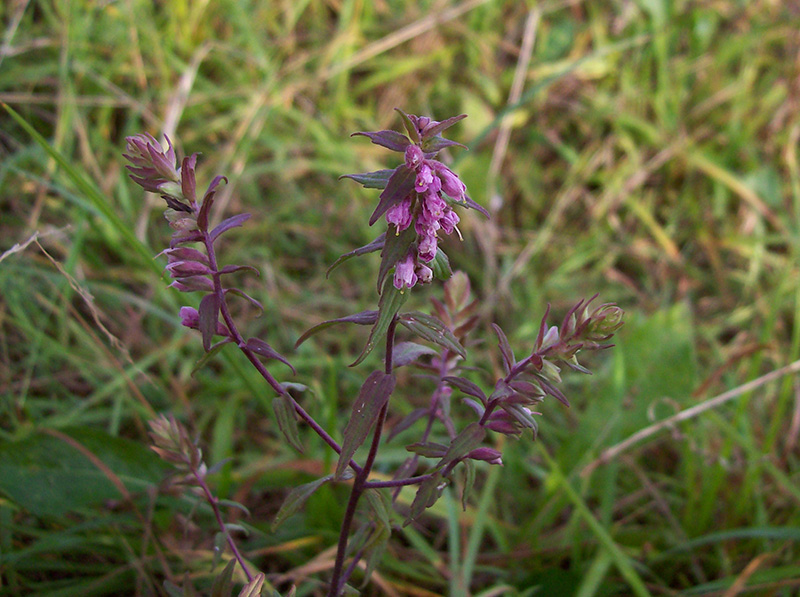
[377, 223, 416, 293]
[404, 472, 445, 526]
[405, 441, 448, 458]
[437, 422, 485, 470]
[340, 169, 395, 190]
[295, 310, 379, 348]
[219, 264, 260, 276]
[461, 458, 476, 511]
[210, 557, 236, 597]
[392, 341, 437, 368]
[170, 230, 203, 247]
[335, 371, 396, 480]
[509, 379, 545, 399]
[490, 378, 515, 402]
[351, 280, 407, 367]
[387, 407, 428, 441]
[327, 233, 385, 278]
[272, 394, 304, 453]
[191, 339, 232, 377]
[500, 403, 539, 437]
[463, 194, 490, 218]
[369, 165, 415, 226]
[422, 114, 467, 140]
[271, 474, 333, 531]
[352, 130, 411, 152]
[209, 213, 251, 242]
[491, 323, 515, 375]
[238, 574, 265, 597]
[421, 136, 468, 153]
[180, 154, 198, 204]
[443, 376, 487, 404]
[362, 489, 392, 584]
[197, 175, 228, 231]
[537, 376, 570, 407]
[399, 311, 466, 358]
[169, 277, 214, 292]
[245, 337, 295, 374]
[535, 304, 552, 352]
[394, 108, 420, 144]
[199, 293, 220, 352]
[461, 397, 485, 417]
[160, 246, 209, 265]
[224, 288, 264, 314]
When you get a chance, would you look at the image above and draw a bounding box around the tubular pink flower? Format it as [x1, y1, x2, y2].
[415, 263, 433, 284]
[385, 195, 413, 231]
[393, 252, 418, 290]
[421, 192, 447, 221]
[415, 163, 435, 193]
[418, 233, 438, 263]
[433, 162, 467, 202]
[404, 144, 424, 169]
[440, 208, 460, 235]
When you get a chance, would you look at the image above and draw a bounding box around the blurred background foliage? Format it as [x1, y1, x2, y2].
[2, 0, 800, 595]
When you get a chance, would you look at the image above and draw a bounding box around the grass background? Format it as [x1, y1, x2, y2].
[2, 0, 800, 595]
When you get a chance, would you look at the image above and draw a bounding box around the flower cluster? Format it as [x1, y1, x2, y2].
[345, 110, 488, 292]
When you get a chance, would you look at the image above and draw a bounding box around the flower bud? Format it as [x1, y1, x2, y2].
[467, 447, 503, 465]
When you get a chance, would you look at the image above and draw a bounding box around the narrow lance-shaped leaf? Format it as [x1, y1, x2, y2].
[238, 574, 266, 597]
[335, 371, 396, 479]
[245, 337, 295, 374]
[399, 311, 466, 358]
[209, 213, 251, 242]
[339, 169, 395, 190]
[422, 114, 467, 139]
[491, 323, 515, 375]
[463, 194, 490, 218]
[272, 475, 333, 531]
[387, 407, 428, 441]
[443, 375, 488, 404]
[327, 232, 386, 278]
[461, 459, 476, 511]
[405, 473, 445, 525]
[295, 310, 378, 348]
[199, 293, 220, 352]
[394, 108, 420, 143]
[197, 175, 227, 231]
[392, 341, 438, 368]
[351, 281, 407, 367]
[272, 395, 304, 453]
[369, 165, 415, 226]
[210, 556, 237, 594]
[362, 488, 393, 585]
[352, 130, 411, 152]
[191, 340, 232, 376]
[437, 423, 486, 470]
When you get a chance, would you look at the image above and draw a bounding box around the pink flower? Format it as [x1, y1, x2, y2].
[415, 263, 433, 284]
[415, 163, 435, 193]
[433, 162, 467, 202]
[393, 252, 418, 290]
[421, 192, 447, 221]
[418, 233, 438, 263]
[385, 195, 413, 231]
[405, 144, 424, 169]
[440, 208, 460, 235]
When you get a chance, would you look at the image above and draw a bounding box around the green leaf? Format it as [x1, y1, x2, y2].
[271, 475, 333, 531]
[191, 341, 232, 376]
[405, 473, 446, 525]
[272, 395, 304, 453]
[362, 490, 393, 585]
[295, 310, 378, 349]
[437, 423, 486, 469]
[0, 428, 168, 518]
[431, 248, 452, 281]
[211, 558, 237, 597]
[335, 371, 396, 479]
[392, 341, 438, 368]
[327, 233, 385, 278]
[351, 281, 407, 367]
[399, 312, 466, 358]
[340, 169, 395, 189]
[218, 499, 252, 518]
[394, 108, 420, 143]
[461, 459, 476, 511]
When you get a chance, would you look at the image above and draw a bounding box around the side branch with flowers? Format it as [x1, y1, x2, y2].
[124, 109, 623, 596]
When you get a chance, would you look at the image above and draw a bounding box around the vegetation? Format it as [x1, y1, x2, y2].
[2, 0, 799, 595]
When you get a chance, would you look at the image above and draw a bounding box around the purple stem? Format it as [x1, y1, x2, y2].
[191, 466, 253, 583]
[327, 315, 398, 596]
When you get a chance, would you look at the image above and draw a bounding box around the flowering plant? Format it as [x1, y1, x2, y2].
[124, 109, 623, 596]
